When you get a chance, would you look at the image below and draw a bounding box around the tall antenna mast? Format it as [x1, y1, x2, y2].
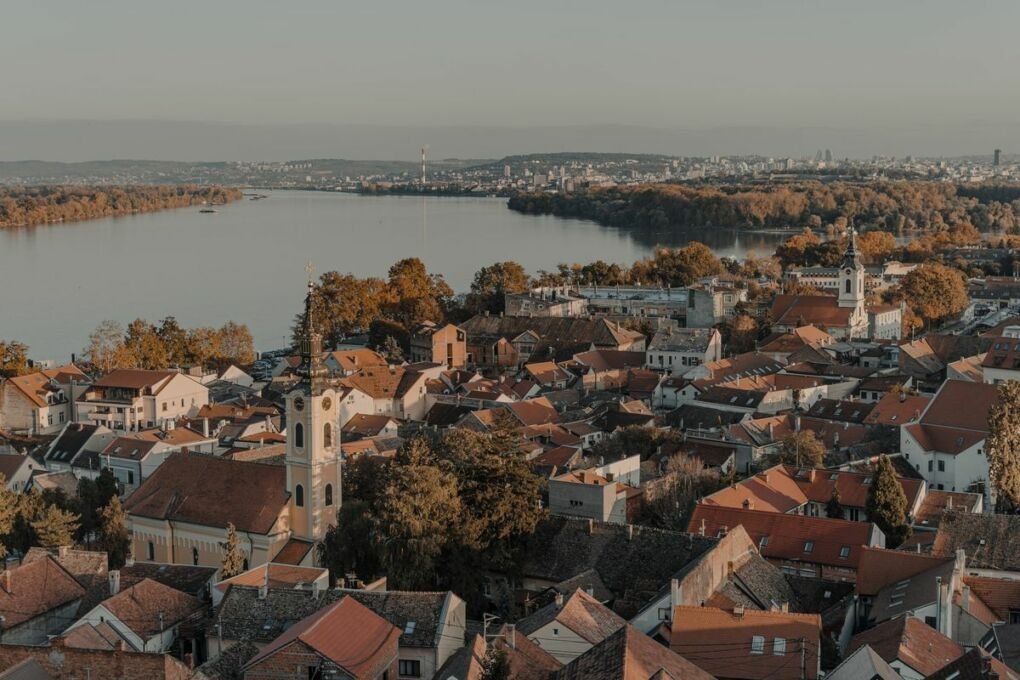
[420, 145, 427, 185]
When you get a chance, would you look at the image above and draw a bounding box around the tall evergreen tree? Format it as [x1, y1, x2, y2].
[987, 381, 1020, 510]
[221, 523, 246, 578]
[866, 456, 911, 548]
[99, 497, 130, 568]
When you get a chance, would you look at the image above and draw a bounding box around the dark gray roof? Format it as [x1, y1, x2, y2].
[121, 562, 218, 598]
[934, 513, 1020, 572]
[714, 553, 796, 611]
[992, 624, 1020, 673]
[0, 658, 54, 680]
[196, 640, 258, 680]
[215, 586, 454, 649]
[45, 423, 99, 465]
[665, 404, 748, 430]
[825, 644, 901, 680]
[553, 569, 613, 603]
[805, 398, 875, 423]
[696, 386, 766, 409]
[517, 517, 718, 619]
[424, 402, 473, 428]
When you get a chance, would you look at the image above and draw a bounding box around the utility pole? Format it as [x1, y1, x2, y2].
[800, 637, 806, 680]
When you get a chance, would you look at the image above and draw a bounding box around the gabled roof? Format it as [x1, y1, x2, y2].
[244, 596, 399, 679]
[0, 556, 85, 629]
[863, 391, 930, 426]
[847, 615, 962, 678]
[771, 294, 854, 328]
[95, 578, 203, 638]
[123, 451, 288, 534]
[506, 397, 560, 426]
[868, 558, 954, 624]
[341, 413, 396, 437]
[671, 605, 821, 680]
[573, 350, 646, 372]
[855, 547, 953, 597]
[825, 644, 900, 680]
[4, 364, 87, 408]
[517, 588, 626, 643]
[921, 379, 1000, 432]
[91, 368, 179, 391]
[688, 505, 875, 569]
[556, 625, 714, 680]
[805, 398, 874, 423]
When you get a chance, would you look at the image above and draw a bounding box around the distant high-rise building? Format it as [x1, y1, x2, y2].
[504, 164, 511, 178]
[995, 149, 1002, 166]
[824, 149, 833, 163]
[814, 150, 823, 162]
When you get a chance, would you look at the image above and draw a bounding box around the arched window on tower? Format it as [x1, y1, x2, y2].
[295, 484, 304, 507]
[294, 423, 304, 448]
[323, 422, 333, 448]
[845, 279, 851, 294]
[325, 483, 334, 506]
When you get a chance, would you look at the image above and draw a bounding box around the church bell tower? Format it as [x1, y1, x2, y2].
[838, 228, 865, 310]
[285, 280, 341, 543]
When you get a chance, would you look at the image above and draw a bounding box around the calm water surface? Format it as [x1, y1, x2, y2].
[0, 191, 790, 359]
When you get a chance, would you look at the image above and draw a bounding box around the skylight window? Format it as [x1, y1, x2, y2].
[839, 546, 850, 559]
[404, 621, 417, 635]
[803, 541, 814, 554]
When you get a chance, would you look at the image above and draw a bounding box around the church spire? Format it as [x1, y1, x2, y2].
[296, 278, 327, 392]
[841, 227, 861, 269]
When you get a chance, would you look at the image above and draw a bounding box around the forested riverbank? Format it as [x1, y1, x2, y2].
[0, 185, 242, 228]
[508, 182, 1020, 233]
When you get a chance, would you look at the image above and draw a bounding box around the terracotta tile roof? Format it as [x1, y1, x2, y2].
[914, 490, 982, 528]
[119, 563, 217, 598]
[517, 588, 626, 643]
[341, 413, 395, 437]
[245, 596, 399, 679]
[520, 424, 580, 447]
[224, 444, 287, 463]
[506, 397, 560, 426]
[557, 624, 714, 680]
[271, 538, 316, 566]
[123, 451, 289, 534]
[688, 505, 875, 569]
[670, 605, 821, 680]
[59, 621, 133, 651]
[5, 365, 87, 408]
[863, 392, 930, 426]
[532, 446, 582, 472]
[215, 563, 326, 594]
[91, 368, 178, 391]
[702, 467, 807, 514]
[855, 547, 953, 596]
[98, 578, 204, 638]
[700, 353, 786, 385]
[327, 349, 387, 372]
[947, 354, 986, 382]
[343, 366, 412, 399]
[771, 294, 854, 328]
[525, 361, 574, 385]
[236, 431, 286, 444]
[847, 615, 962, 678]
[964, 576, 1020, 623]
[921, 379, 1000, 432]
[0, 556, 85, 629]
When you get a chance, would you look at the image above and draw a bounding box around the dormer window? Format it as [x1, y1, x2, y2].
[803, 541, 814, 554]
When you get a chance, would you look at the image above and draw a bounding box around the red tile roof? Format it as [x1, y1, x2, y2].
[771, 294, 854, 329]
[99, 578, 204, 638]
[0, 556, 85, 629]
[124, 451, 288, 534]
[847, 615, 962, 677]
[863, 392, 930, 426]
[964, 576, 1020, 622]
[5, 364, 87, 408]
[688, 505, 875, 569]
[671, 606, 821, 680]
[855, 547, 953, 596]
[245, 596, 399, 679]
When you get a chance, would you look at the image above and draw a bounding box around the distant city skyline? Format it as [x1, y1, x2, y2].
[2, 0, 1019, 160]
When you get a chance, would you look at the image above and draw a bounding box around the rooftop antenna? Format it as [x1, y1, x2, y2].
[420, 145, 429, 186]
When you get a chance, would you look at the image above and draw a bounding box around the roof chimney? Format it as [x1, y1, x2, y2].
[742, 499, 753, 510]
[258, 584, 268, 599]
[554, 592, 564, 608]
[670, 578, 682, 608]
[586, 518, 594, 535]
[626, 524, 634, 541]
[108, 570, 121, 596]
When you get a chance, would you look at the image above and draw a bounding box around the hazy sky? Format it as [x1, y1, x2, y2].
[2, 1, 1019, 158]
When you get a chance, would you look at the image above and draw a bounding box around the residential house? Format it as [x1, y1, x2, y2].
[0, 556, 85, 644]
[65, 578, 204, 653]
[933, 513, 1020, 579]
[0, 453, 45, 492]
[571, 350, 646, 391]
[825, 644, 901, 680]
[0, 644, 197, 679]
[555, 624, 715, 680]
[548, 455, 642, 524]
[847, 615, 964, 680]
[77, 369, 209, 431]
[759, 326, 836, 363]
[409, 322, 467, 369]
[522, 361, 574, 390]
[688, 504, 884, 581]
[343, 366, 430, 421]
[341, 413, 399, 440]
[243, 597, 400, 680]
[900, 379, 999, 495]
[0, 365, 88, 435]
[645, 327, 722, 375]
[671, 606, 822, 680]
[515, 588, 626, 664]
[211, 563, 329, 606]
[98, 425, 217, 490]
[982, 331, 1020, 384]
[212, 586, 467, 680]
[324, 348, 388, 376]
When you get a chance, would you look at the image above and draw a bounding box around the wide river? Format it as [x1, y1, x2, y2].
[0, 190, 792, 360]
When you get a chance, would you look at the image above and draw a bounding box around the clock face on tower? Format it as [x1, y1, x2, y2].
[321, 397, 332, 411]
[293, 397, 305, 412]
